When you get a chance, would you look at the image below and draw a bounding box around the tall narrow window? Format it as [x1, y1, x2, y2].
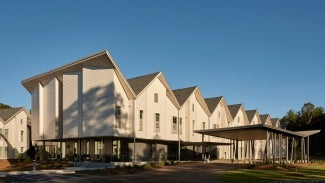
[154, 93, 158, 103]
[237, 117, 240, 123]
[172, 116, 177, 133]
[115, 106, 121, 128]
[192, 104, 195, 112]
[155, 113, 160, 132]
[20, 119, 23, 125]
[218, 111, 221, 118]
[95, 141, 103, 155]
[192, 120, 195, 136]
[139, 110, 143, 131]
[20, 131, 24, 142]
[202, 122, 206, 129]
[4, 129, 8, 139]
[179, 118, 182, 135]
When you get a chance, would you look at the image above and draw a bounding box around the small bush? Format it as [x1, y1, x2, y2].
[247, 164, 256, 169]
[24, 156, 32, 163]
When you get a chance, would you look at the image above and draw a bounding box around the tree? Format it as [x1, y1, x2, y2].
[0, 103, 11, 109]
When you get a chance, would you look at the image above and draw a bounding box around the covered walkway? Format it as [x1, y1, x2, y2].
[195, 124, 320, 164]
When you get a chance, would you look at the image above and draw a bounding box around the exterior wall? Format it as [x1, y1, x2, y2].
[209, 100, 231, 159]
[82, 67, 115, 137]
[0, 111, 29, 159]
[43, 78, 59, 139]
[135, 78, 178, 141]
[113, 72, 132, 137]
[63, 72, 81, 138]
[230, 108, 247, 127]
[31, 83, 42, 142]
[180, 93, 209, 143]
[251, 115, 260, 125]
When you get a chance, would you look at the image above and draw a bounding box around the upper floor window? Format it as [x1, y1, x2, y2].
[20, 119, 23, 125]
[218, 111, 221, 118]
[192, 104, 195, 112]
[115, 106, 121, 128]
[20, 131, 24, 142]
[154, 93, 158, 103]
[155, 113, 160, 132]
[213, 124, 217, 129]
[202, 122, 206, 129]
[237, 117, 240, 123]
[4, 129, 8, 139]
[172, 116, 177, 133]
[139, 110, 143, 131]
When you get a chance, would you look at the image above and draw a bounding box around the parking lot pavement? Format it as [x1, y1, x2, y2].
[0, 162, 246, 183]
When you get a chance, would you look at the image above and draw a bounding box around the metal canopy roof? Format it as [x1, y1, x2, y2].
[194, 124, 320, 141]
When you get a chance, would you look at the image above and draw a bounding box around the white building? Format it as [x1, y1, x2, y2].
[21, 50, 283, 162]
[0, 107, 31, 159]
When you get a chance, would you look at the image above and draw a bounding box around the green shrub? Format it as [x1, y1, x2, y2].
[24, 156, 32, 163]
[36, 148, 50, 161]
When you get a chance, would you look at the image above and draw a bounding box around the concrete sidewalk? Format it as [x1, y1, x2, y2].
[0, 169, 76, 177]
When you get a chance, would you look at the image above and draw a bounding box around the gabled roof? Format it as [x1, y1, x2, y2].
[173, 86, 210, 115]
[128, 72, 160, 95]
[0, 107, 31, 124]
[21, 50, 135, 99]
[246, 110, 257, 122]
[228, 104, 242, 119]
[128, 72, 180, 109]
[271, 118, 280, 128]
[173, 86, 197, 106]
[0, 107, 23, 121]
[260, 114, 271, 125]
[205, 96, 223, 113]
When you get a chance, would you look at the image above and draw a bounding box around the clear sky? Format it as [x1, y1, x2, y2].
[0, 0, 324, 118]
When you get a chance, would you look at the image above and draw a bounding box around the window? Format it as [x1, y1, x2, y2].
[154, 93, 158, 103]
[20, 147, 24, 153]
[20, 119, 23, 125]
[213, 124, 217, 129]
[86, 141, 90, 154]
[139, 110, 143, 131]
[179, 118, 182, 135]
[20, 131, 24, 142]
[115, 106, 121, 128]
[218, 111, 221, 118]
[202, 122, 206, 129]
[4, 129, 8, 139]
[4, 147, 8, 158]
[192, 104, 195, 112]
[192, 120, 195, 136]
[172, 116, 177, 133]
[237, 117, 240, 123]
[155, 113, 160, 132]
[95, 141, 103, 155]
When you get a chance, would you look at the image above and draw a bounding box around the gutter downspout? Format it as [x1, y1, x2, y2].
[133, 99, 136, 164]
[178, 109, 180, 163]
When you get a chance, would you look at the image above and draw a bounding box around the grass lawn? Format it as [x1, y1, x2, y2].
[219, 164, 325, 182]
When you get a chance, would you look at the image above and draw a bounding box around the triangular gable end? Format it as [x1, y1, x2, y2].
[193, 87, 211, 116]
[21, 50, 135, 100]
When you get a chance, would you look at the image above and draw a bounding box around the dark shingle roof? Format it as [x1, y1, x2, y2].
[271, 118, 279, 127]
[246, 110, 257, 122]
[127, 72, 160, 95]
[0, 107, 23, 121]
[204, 97, 223, 113]
[173, 86, 197, 106]
[228, 104, 242, 119]
[260, 114, 270, 124]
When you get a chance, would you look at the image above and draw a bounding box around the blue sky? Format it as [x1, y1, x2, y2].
[0, 0, 324, 118]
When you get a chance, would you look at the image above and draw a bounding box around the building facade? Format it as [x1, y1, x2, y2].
[22, 50, 281, 162]
[0, 107, 31, 159]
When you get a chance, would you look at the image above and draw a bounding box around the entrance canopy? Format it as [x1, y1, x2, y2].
[194, 124, 320, 141]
